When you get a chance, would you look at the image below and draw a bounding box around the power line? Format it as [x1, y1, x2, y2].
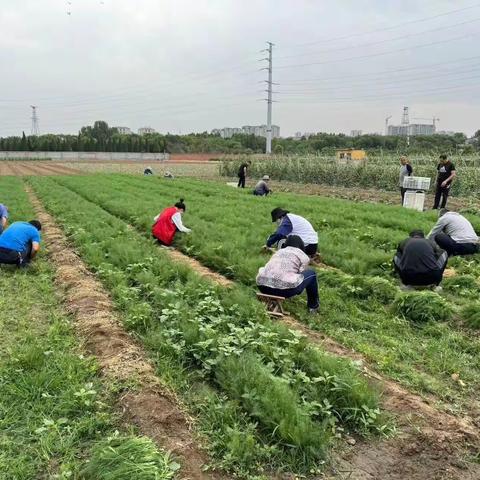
[275, 17, 480, 60]
[275, 31, 479, 69]
[286, 2, 480, 49]
[276, 55, 480, 85]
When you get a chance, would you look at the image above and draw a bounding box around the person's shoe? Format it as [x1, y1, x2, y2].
[308, 306, 320, 314]
[400, 283, 413, 291]
[434, 285, 443, 293]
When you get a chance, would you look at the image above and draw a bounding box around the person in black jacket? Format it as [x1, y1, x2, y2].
[433, 154, 456, 209]
[393, 230, 448, 287]
[237, 160, 251, 188]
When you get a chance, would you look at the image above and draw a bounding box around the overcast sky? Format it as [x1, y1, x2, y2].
[1, 0, 479, 137]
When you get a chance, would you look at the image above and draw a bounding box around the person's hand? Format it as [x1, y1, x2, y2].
[186, 228, 192, 233]
[441, 181, 447, 187]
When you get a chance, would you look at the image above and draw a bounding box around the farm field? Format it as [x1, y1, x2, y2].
[0, 178, 178, 479]
[221, 154, 480, 197]
[2, 172, 480, 478]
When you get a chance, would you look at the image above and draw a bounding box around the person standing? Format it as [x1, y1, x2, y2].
[0, 220, 42, 267]
[265, 208, 318, 256]
[256, 235, 320, 313]
[152, 198, 191, 246]
[393, 230, 448, 287]
[399, 156, 413, 205]
[0, 203, 9, 234]
[237, 160, 251, 188]
[253, 175, 272, 196]
[428, 209, 479, 256]
[433, 154, 456, 209]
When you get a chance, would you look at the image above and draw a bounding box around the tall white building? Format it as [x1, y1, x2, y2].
[388, 124, 435, 136]
[350, 130, 363, 137]
[138, 127, 156, 135]
[116, 126, 132, 135]
[213, 125, 280, 139]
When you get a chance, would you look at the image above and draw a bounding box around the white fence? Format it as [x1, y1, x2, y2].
[0, 151, 170, 161]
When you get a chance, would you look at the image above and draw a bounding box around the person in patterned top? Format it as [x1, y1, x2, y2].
[256, 235, 319, 313]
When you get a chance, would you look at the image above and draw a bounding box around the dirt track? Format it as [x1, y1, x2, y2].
[151, 242, 480, 480]
[0, 162, 80, 176]
[26, 185, 223, 480]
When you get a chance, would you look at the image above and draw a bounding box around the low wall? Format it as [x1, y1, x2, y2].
[0, 151, 169, 161]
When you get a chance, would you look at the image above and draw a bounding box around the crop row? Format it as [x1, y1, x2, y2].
[220, 156, 480, 196]
[48, 174, 480, 411]
[0, 177, 177, 480]
[29, 176, 389, 476]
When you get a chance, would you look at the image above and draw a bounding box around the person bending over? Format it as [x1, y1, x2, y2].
[428, 209, 479, 256]
[237, 160, 251, 188]
[152, 198, 191, 246]
[265, 207, 318, 256]
[0, 220, 42, 267]
[256, 235, 319, 313]
[253, 175, 272, 196]
[393, 230, 448, 287]
[0, 203, 9, 234]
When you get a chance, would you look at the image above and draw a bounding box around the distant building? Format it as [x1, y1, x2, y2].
[350, 130, 363, 137]
[388, 123, 435, 136]
[436, 130, 456, 136]
[212, 125, 280, 139]
[138, 127, 156, 135]
[116, 127, 132, 135]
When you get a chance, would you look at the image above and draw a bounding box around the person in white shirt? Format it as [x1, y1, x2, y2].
[152, 199, 191, 246]
[428, 209, 479, 256]
[265, 207, 319, 256]
[257, 235, 319, 313]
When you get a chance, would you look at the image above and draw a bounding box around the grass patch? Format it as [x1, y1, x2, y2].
[392, 292, 453, 324]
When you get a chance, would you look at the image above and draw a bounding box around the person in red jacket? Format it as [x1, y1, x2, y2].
[152, 199, 191, 246]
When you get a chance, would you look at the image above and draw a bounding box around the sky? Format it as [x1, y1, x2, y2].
[0, 0, 479, 137]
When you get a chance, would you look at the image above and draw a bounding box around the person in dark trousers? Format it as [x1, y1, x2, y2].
[0, 220, 42, 267]
[144, 167, 154, 175]
[0, 203, 9, 234]
[393, 230, 448, 287]
[433, 154, 456, 209]
[428, 209, 479, 256]
[265, 208, 318, 256]
[398, 156, 413, 205]
[237, 161, 251, 188]
[253, 175, 272, 196]
[256, 235, 319, 313]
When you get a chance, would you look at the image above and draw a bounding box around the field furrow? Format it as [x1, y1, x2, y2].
[49, 174, 480, 414]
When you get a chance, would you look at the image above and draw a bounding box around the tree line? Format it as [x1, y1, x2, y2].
[0, 120, 478, 154]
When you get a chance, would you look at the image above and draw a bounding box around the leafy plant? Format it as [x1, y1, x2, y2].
[392, 292, 453, 323]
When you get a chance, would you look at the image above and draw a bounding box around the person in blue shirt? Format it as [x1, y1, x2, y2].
[0, 204, 8, 234]
[0, 220, 42, 267]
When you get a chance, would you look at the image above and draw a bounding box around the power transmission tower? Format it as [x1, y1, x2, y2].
[30, 105, 40, 136]
[401, 106, 410, 147]
[260, 42, 275, 154]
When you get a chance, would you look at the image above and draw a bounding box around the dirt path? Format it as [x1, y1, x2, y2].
[25, 185, 224, 480]
[151, 243, 480, 479]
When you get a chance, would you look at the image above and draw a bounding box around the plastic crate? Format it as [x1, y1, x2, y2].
[403, 176, 431, 190]
[403, 191, 425, 211]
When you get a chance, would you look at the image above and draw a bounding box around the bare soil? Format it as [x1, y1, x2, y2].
[155, 244, 480, 480]
[26, 186, 223, 480]
[0, 161, 80, 176]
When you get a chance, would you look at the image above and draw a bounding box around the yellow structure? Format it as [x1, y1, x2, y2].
[335, 148, 367, 163]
